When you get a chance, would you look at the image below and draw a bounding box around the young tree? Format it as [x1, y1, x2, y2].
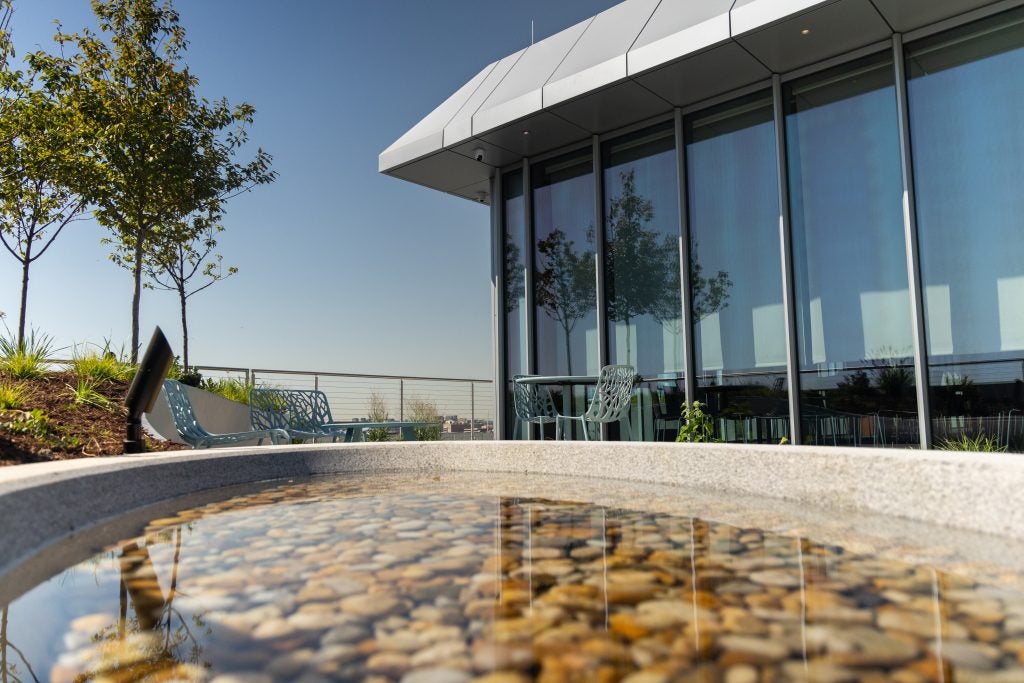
[143, 213, 236, 371]
[32, 0, 275, 362]
[0, 80, 90, 347]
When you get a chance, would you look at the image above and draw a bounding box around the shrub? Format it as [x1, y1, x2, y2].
[166, 356, 201, 385]
[178, 370, 203, 387]
[365, 391, 392, 442]
[676, 400, 718, 443]
[1, 408, 80, 449]
[0, 327, 57, 379]
[201, 377, 255, 404]
[406, 397, 441, 441]
[938, 433, 1007, 453]
[0, 380, 27, 410]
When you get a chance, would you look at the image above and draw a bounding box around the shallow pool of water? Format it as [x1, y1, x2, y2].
[4, 473, 1024, 682]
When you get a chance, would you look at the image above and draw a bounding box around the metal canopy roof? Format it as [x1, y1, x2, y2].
[380, 0, 1004, 204]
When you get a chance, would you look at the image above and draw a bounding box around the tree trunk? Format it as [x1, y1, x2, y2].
[131, 236, 145, 364]
[563, 326, 573, 375]
[17, 254, 29, 350]
[624, 316, 632, 367]
[179, 288, 189, 371]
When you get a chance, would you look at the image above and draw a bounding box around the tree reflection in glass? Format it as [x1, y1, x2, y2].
[605, 169, 679, 367]
[602, 124, 682, 383]
[535, 228, 595, 374]
[533, 149, 596, 378]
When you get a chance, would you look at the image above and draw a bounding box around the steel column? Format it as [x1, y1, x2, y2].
[892, 34, 933, 449]
[523, 158, 537, 439]
[593, 135, 610, 440]
[491, 172, 506, 438]
[674, 109, 696, 409]
[772, 75, 803, 446]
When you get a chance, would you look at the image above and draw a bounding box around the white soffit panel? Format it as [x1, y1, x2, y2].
[379, 62, 497, 172]
[477, 111, 590, 158]
[451, 177, 493, 204]
[734, 0, 890, 73]
[472, 18, 593, 135]
[443, 49, 526, 148]
[628, 0, 734, 76]
[633, 42, 770, 106]
[387, 150, 490, 194]
[871, 0, 1007, 33]
[543, 0, 662, 107]
[730, 0, 833, 35]
[551, 79, 671, 133]
[449, 138, 522, 169]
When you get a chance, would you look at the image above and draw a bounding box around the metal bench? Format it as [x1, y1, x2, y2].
[163, 379, 289, 449]
[249, 388, 438, 442]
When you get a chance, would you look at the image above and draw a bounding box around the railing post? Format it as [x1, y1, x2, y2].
[471, 382, 476, 441]
[399, 379, 404, 421]
[314, 374, 319, 392]
[248, 369, 254, 385]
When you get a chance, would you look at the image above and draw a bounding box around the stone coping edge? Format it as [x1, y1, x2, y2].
[1, 440, 1022, 586]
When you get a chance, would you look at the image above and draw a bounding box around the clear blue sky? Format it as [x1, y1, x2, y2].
[0, 0, 619, 379]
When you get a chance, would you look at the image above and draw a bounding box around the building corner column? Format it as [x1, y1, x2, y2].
[893, 33, 933, 450]
[773, 75, 803, 446]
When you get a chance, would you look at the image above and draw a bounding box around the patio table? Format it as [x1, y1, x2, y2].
[514, 374, 598, 440]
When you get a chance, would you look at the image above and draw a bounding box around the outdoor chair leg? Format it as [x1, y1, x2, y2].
[513, 418, 522, 439]
[580, 419, 590, 441]
[555, 418, 563, 441]
[620, 415, 632, 442]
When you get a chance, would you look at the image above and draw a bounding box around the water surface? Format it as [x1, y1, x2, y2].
[4, 473, 1024, 682]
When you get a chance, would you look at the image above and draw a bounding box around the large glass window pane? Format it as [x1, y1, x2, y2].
[785, 54, 919, 447]
[908, 10, 1024, 452]
[503, 170, 528, 438]
[603, 123, 681, 441]
[686, 94, 790, 444]
[532, 149, 598, 378]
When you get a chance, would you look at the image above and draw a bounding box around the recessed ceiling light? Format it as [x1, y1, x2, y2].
[522, 130, 530, 136]
[801, 28, 811, 35]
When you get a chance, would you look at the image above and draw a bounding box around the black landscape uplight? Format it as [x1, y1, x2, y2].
[124, 326, 174, 454]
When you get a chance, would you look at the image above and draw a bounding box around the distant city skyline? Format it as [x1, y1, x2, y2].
[0, 0, 620, 379]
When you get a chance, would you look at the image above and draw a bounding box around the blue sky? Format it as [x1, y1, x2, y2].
[0, 0, 619, 379]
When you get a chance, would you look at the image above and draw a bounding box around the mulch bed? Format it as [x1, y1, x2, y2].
[0, 372, 185, 467]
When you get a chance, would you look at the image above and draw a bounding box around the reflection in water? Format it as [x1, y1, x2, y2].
[5, 477, 1024, 681]
[2, 605, 41, 683]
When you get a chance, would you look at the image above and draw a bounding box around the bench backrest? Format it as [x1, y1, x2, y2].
[163, 379, 212, 446]
[250, 388, 335, 432]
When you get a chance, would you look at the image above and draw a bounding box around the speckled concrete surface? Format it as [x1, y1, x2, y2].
[2, 441, 1023, 598]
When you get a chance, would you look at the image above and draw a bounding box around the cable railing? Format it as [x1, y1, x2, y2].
[193, 365, 495, 441]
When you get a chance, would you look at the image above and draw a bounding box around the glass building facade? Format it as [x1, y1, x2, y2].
[497, 7, 1024, 449]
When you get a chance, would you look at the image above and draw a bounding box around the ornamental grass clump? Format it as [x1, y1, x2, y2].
[69, 343, 135, 384]
[0, 327, 57, 380]
[202, 377, 255, 404]
[0, 380, 27, 410]
[67, 376, 114, 410]
[938, 432, 1007, 453]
